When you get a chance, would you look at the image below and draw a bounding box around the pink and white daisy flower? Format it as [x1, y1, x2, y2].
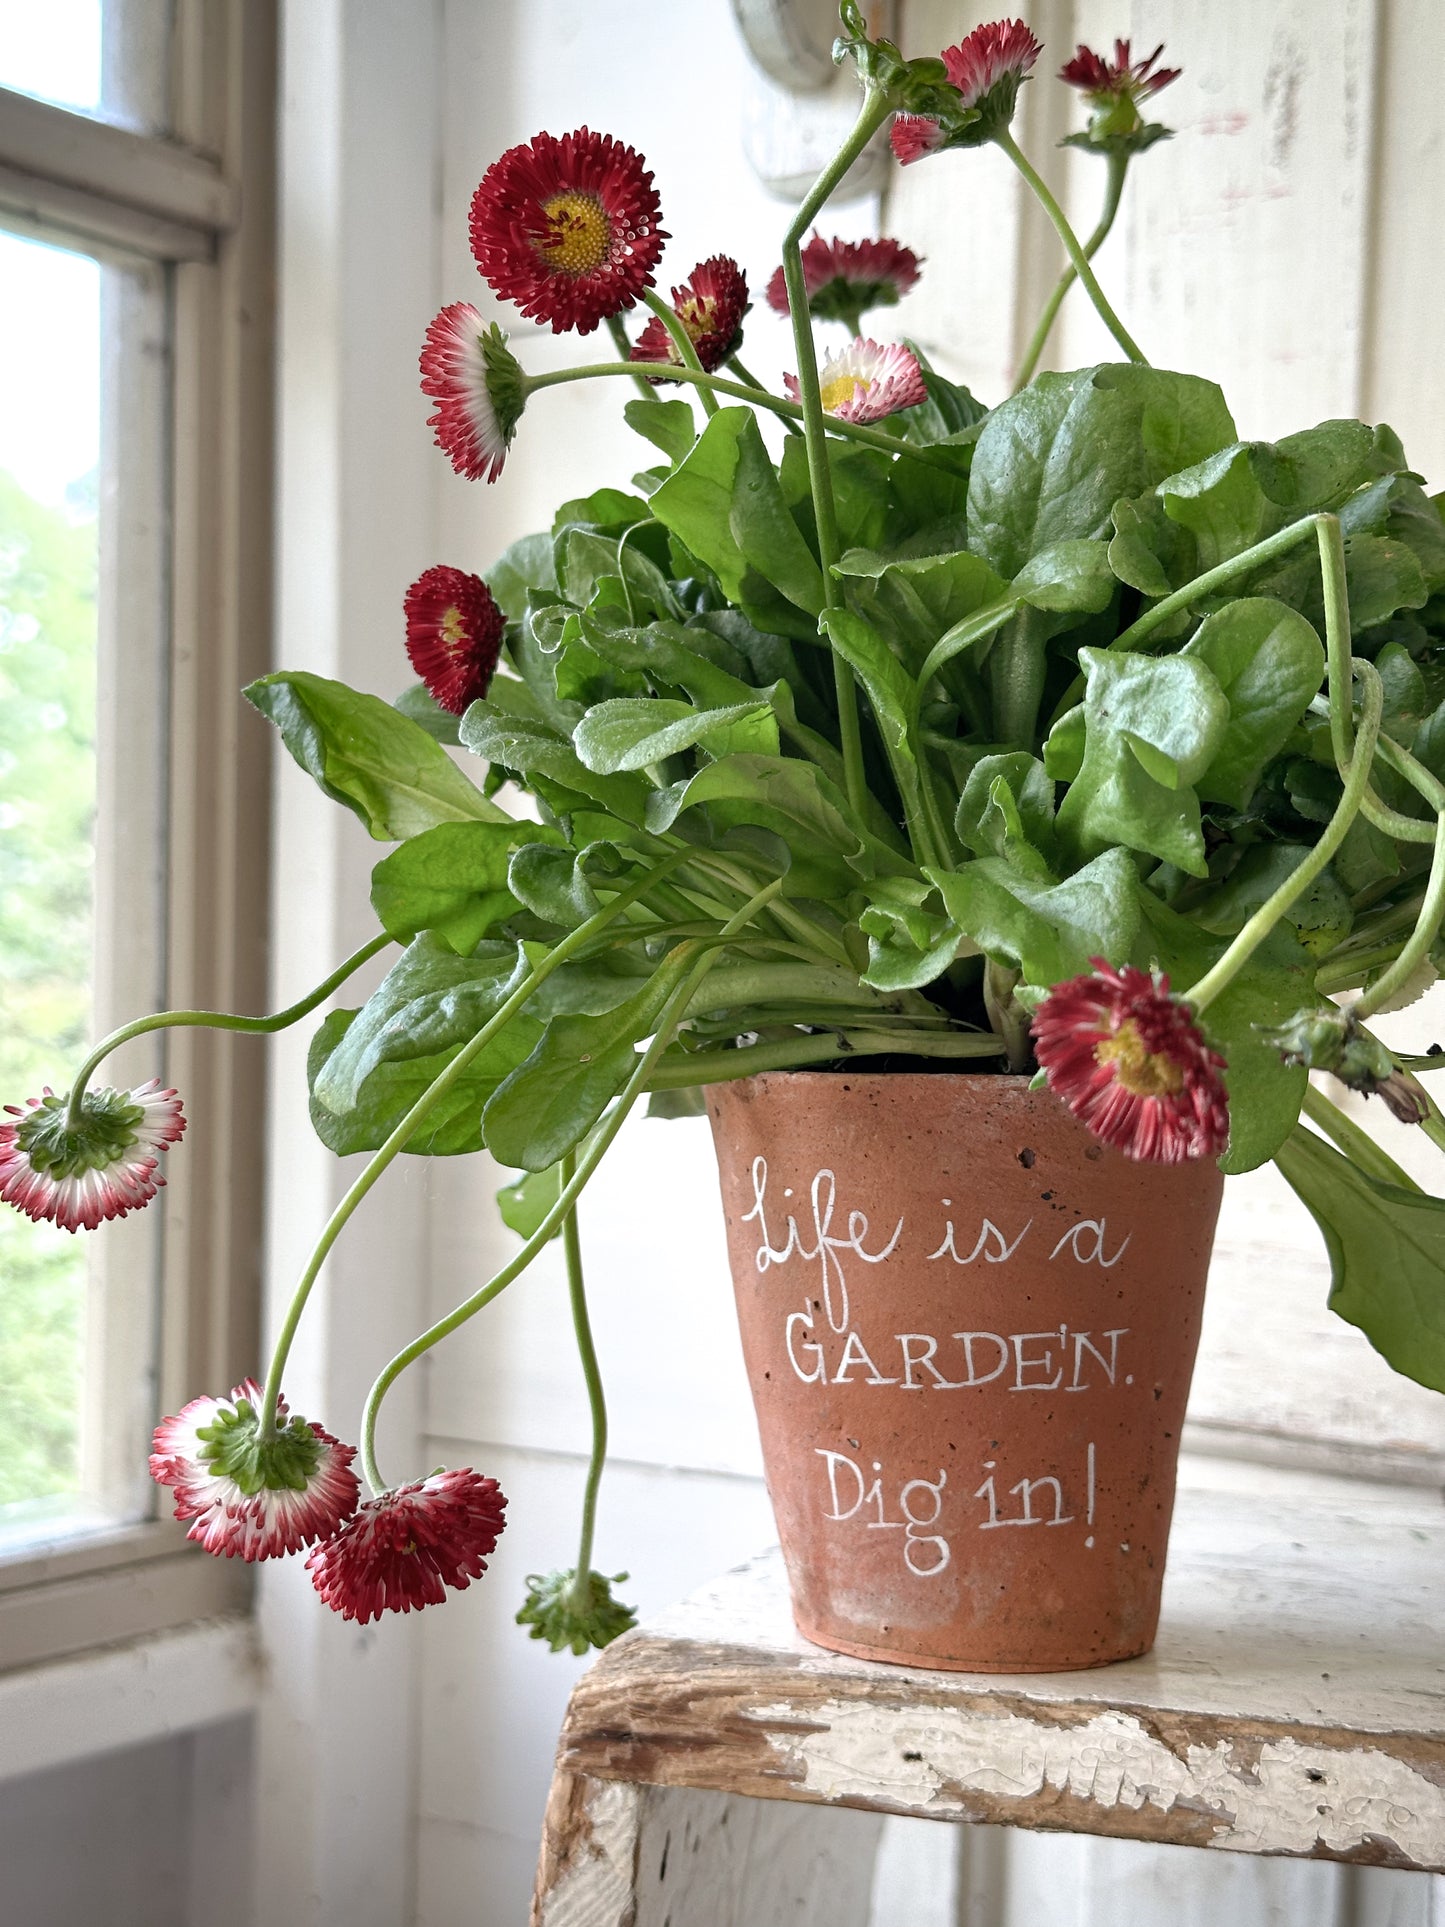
[0, 1079, 185, 1233]
[150, 1379, 361, 1561]
[306, 1467, 507, 1622]
[784, 337, 928, 425]
[419, 304, 525, 483]
[941, 18, 1042, 116]
[765, 234, 922, 327]
[890, 115, 946, 167]
[1032, 959, 1230, 1164]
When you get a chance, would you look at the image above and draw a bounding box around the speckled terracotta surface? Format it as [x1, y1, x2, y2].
[707, 1072, 1225, 1673]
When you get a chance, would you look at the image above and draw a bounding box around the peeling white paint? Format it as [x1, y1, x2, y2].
[748, 1698, 1445, 1867]
[538, 1779, 641, 1927]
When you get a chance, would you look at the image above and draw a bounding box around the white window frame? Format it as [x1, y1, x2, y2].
[0, 0, 276, 1671]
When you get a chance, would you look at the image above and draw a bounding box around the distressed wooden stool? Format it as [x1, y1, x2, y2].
[532, 1469, 1445, 1925]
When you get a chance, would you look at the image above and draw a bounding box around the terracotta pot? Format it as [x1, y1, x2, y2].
[706, 1071, 1224, 1673]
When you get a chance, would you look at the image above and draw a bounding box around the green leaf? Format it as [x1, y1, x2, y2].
[486, 531, 558, 619]
[1190, 844, 1352, 955]
[1182, 597, 1325, 808]
[369, 820, 564, 953]
[928, 847, 1142, 987]
[393, 682, 462, 746]
[306, 937, 542, 1155]
[648, 407, 825, 630]
[1274, 1125, 1445, 1391]
[573, 697, 778, 773]
[624, 397, 697, 465]
[968, 366, 1235, 580]
[834, 545, 1007, 661]
[460, 702, 654, 825]
[496, 1159, 567, 1242]
[818, 607, 936, 854]
[1055, 649, 1231, 876]
[956, 752, 1057, 873]
[1344, 534, 1429, 631]
[857, 876, 965, 991]
[893, 347, 989, 446]
[246, 670, 507, 840]
[482, 951, 696, 1170]
[645, 752, 907, 898]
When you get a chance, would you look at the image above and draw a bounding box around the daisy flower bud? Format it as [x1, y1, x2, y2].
[784, 337, 927, 425]
[1060, 39, 1180, 153]
[941, 18, 1042, 134]
[1032, 959, 1230, 1164]
[0, 1079, 185, 1232]
[403, 566, 504, 714]
[469, 128, 667, 336]
[150, 1381, 360, 1560]
[628, 255, 748, 380]
[765, 235, 922, 328]
[517, 1567, 637, 1656]
[889, 115, 947, 167]
[1259, 1006, 1427, 1125]
[419, 306, 525, 483]
[306, 1468, 507, 1622]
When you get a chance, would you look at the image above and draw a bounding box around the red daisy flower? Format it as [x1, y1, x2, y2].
[419, 304, 523, 483]
[942, 18, 1042, 109]
[784, 337, 927, 425]
[404, 566, 504, 714]
[1060, 39, 1180, 101]
[765, 234, 922, 327]
[0, 1079, 185, 1233]
[628, 254, 748, 380]
[890, 115, 946, 167]
[469, 128, 666, 335]
[150, 1380, 360, 1561]
[1032, 959, 1230, 1164]
[306, 1468, 508, 1623]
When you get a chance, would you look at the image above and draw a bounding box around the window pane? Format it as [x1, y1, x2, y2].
[0, 0, 173, 136]
[0, 233, 99, 1522]
[0, 227, 169, 1550]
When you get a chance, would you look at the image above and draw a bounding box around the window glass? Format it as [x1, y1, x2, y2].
[0, 232, 100, 1529]
[0, 0, 172, 136]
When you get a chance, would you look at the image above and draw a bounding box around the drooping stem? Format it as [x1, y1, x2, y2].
[1300, 1085, 1421, 1191]
[1188, 660, 1384, 1014]
[1014, 152, 1129, 391]
[357, 879, 785, 1490]
[993, 129, 1146, 365]
[524, 358, 960, 466]
[644, 1024, 1006, 1087]
[257, 860, 689, 1442]
[560, 1145, 606, 1610]
[1353, 813, 1445, 1020]
[66, 931, 393, 1131]
[641, 287, 715, 415]
[1111, 513, 1333, 655]
[779, 86, 893, 819]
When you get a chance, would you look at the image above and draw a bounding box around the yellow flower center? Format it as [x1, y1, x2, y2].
[1094, 1019, 1184, 1098]
[536, 192, 612, 275]
[819, 373, 866, 414]
[676, 295, 715, 342]
[441, 604, 469, 650]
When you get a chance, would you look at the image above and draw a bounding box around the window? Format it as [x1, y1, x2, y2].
[0, 0, 276, 1669]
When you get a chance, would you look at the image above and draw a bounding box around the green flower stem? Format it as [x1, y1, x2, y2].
[728, 352, 798, 433]
[640, 288, 716, 415]
[357, 878, 785, 1492]
[1188, 659, 1385, 1015]
[606, 313, 651, 398]
[524, 359, 960, 467]
[1299, 1084, 1421, 1191]
[1013, 152, 1129, 391]
[1110, 513, 1335, 656]
[256, 857, 690, 1444]
[646, 1024, 1006, 1088]
[65, 931, 394, 1131]
[992, 129, 1146, 366]
[779, 86, 893, 822]
[1353, 813, 1445, 1020]
[559, 1145, 606, 1612]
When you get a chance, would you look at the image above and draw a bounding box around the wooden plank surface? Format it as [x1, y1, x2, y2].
[548, 1462, 1445, 1872]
